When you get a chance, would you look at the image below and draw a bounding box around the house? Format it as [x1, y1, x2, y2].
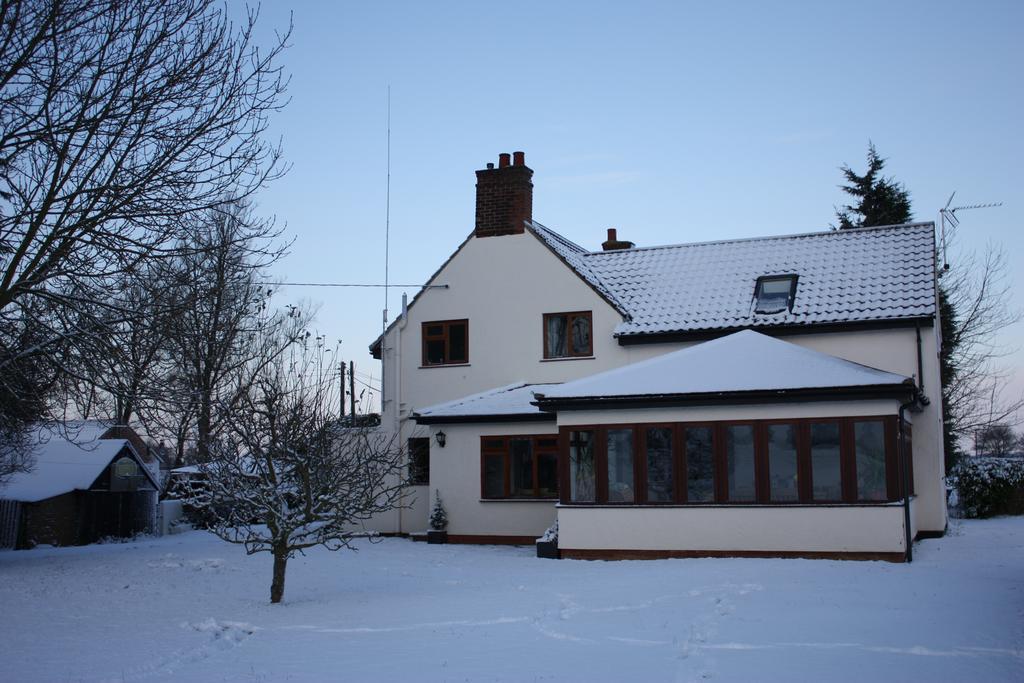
[370, 152, 945, 561]
[0, 422, 159, 549]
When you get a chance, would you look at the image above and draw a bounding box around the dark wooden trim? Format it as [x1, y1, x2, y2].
[614, 316, 936, 346]
[414, 412, 555, 425]
[542, 310, 594, 359]
[446, 534, 538, 545]
[536, 384, 915, 412]
[421, 318, 469, 366]
[560, 548, 906, 562]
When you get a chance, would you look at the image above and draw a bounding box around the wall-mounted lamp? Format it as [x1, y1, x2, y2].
[435, 430, 447, 448]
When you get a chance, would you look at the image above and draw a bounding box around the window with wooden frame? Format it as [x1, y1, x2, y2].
[543, 311, 593, 359]
[422, 319, 468, 366]
[558, 415, 907, 506]
[480, 435, 559, 499]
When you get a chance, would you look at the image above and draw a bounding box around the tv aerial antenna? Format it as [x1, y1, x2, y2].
[938, 192, 1002, 273]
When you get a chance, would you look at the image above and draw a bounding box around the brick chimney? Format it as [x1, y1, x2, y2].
[475, 151, 533, 237]
[601, 228, 634, 251]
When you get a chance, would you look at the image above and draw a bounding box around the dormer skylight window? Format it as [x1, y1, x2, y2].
[754, 275, 798, 314]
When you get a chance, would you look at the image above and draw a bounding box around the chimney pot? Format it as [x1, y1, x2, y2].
[498, 153, 511, 168]
[513, 151, 525, 166]
[602, 227, 634, 251]
[486, 162, 494, 169]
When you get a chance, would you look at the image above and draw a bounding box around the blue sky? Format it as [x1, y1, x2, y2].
[247, 1, 1023, 413]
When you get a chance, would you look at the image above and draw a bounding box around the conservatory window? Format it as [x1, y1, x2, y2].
[725, 425, 757, 502]
[645, 427, 675, 503]
[767, 423, 799, 502]
[754, 275, 797, 313]
[569, 430, 596, 502]
[810, 422, 843, 501]
[606, 429, 635, 503]
[855, 420, 888, 501]
[543, 311, 592, 358]
[685, 426, 715, 503]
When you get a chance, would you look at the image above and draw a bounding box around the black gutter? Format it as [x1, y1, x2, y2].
[898, 398, 916, 563]
[534, 383, 917, 412]
[615, 316, 935, 346]
[916, 323, 924, 392]
[412, 412, 556, 425]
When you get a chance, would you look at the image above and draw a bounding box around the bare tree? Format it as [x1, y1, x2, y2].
[179, 337, 407, 604]
[975, 423, 1016, 458]
[0, 0, 289, 471]
[941, 244, 1024, 463]
[158, 200, 299, 465]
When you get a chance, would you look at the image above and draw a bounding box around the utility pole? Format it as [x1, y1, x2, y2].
[339, 362, 346, 421]
[349, 360, 356, 421]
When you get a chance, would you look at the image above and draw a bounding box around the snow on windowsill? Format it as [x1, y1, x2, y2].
[418, 363, 471, 369]
[539, 356, 595, 363]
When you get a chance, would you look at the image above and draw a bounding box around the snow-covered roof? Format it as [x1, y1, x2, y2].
[534, 330, 912, 405]
[1, 422, 150, 503]
[529, 221, 936, 337]
[413, 383, 558, 424]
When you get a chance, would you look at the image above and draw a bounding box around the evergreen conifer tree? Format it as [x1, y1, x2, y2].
[836, 143, 962, 470]
[835, 143, 913, 228]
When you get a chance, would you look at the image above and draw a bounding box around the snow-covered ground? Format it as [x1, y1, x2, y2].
[1, 518, 1022, 682]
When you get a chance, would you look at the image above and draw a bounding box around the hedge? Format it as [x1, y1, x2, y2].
[951, 457, 1024, 518]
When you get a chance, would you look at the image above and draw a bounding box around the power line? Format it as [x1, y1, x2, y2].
[263, 282, 447, 289]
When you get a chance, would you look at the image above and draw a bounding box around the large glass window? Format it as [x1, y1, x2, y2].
[479, 435, 559, 499]
[543, 311, 593, 359]
[767, 424, 799, 502]
[810, 422, 842, 501]
[559, 416, 899, 507]
[569, 430, 596, 502]
[422, 320, 468, 366]
[606, 429, 635, 503]
[855, 421, 887, 501]
[726, 425, 756, 502]
[645, 427, 674, 503]
[685, 427, 715, 502]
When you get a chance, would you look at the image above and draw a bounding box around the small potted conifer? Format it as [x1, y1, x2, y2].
[427, 490, 448, 544]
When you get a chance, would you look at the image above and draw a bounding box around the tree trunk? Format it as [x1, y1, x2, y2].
[270, 550, 288, 603]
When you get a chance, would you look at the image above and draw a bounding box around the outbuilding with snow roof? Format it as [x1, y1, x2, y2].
[0, 422, 158, 549]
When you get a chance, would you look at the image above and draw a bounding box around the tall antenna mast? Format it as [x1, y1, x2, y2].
[938, 192, 1003, 274]
[383, 85, 391, 333]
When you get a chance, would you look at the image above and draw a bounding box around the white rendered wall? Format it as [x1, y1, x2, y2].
[428, 422, 558, 539]
[557, 503, 910, 554]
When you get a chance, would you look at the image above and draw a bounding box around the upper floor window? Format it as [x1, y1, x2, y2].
[754, 275, 797, 314]
[422, 319, 468, 366]
[543, 311, 592, 359]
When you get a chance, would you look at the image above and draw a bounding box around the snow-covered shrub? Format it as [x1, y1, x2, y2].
[538, 520, 558, 544]
[951, 457, 1024, 518]
[429, 490, 448, 531]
